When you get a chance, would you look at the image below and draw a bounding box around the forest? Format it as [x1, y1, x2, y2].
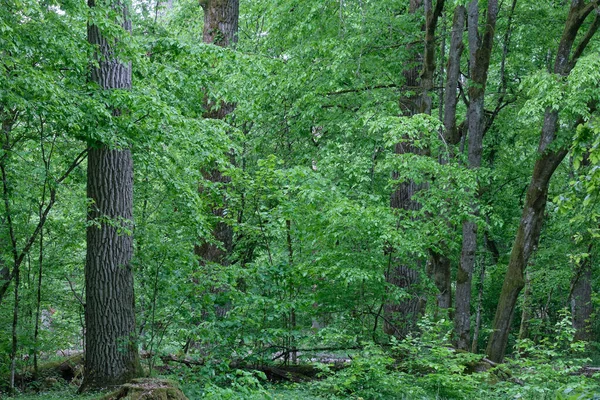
[1, 0, 600, 398]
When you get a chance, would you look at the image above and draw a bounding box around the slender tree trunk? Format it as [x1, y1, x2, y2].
[33, 225, 43, 379]
[442, 5, 465, 147]
[9, 253, 19, 393]
[471, 262, 485, 353]
[34, 135, 51, 379]
[425, 5, 466, 317]
[570, 244, 593, 341]
[0, 119, 15, 306]
[420, 0, 445, 114]
[0, 117, 64, 307]
[518, 270, 531, 340]
[423, 0, 458, 315]
[455, 0, 498, 351]
[81, 0, 142, 390]
[486, 1, 600, 362]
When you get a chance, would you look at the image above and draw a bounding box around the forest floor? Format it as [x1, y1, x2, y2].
[4, 350, 600, 399]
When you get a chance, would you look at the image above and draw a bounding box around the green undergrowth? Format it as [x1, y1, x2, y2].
[4, 388, 102, 400]
[6, 317, 600, 400]
[172, 318, 600, 400]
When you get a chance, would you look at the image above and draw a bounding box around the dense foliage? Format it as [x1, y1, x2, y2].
[1, 0, 600, 398]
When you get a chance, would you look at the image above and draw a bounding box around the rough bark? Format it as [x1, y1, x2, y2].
[200, 0, 239, 47]
[81, 0, 142, 390]
[423, 1, 460, 316]
[195, 0, 239, 268]
[486, 1, 600, 362]
[385, 175, 427, 337]
[385, 0, 428, 338]
[83, 148, 142, 390]
[455, 0, 498, 351]
[388, 1, 451, 331]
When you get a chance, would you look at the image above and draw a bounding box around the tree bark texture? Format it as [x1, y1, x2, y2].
[195, 0, 238, 265]
[83, 148, 142, 389]
[201, 0, 239, 47]
[385, 0, 428, 333]
[195, 0, 239, 318]
[385, 168, 427, 338]
[87, 0, 132, 91]
[455, 0, 498, 351]
[386, 0, 448, 335]
[422, 0, 456, 315]
[200, 0, 238, 119]
[81, 0, 142, 390]
[486, 0, 600, 362]
[471, 262, 485, 353]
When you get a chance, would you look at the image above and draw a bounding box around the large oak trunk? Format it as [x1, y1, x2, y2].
[83, 148, 142, 389]
[81, 0, 142, 390]
[195, 0, 239, 268]
[385, 13, 425, 334]
[201, 0, 239, 47]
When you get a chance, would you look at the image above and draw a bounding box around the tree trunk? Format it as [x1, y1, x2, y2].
[518, 271, 531, 340]
[385, 178, 427, 338]
[195, 0, 239, 269]
[485, 130, 567, 361]
[442, 5, 465, 147]
[570, 245, 593, 342]
[83, 147, 142, 390]
[424, 4, 466, 317]
[201, 0, 239, 47]
[385, 0, 448, 337]
[200, 0, 238, 120]
[81, 0, 142, 390]
[420, 0, 445, 114]
[423, 0, 458, 316]
[9, 246, 20, 393]
[455, 0, 498, 351]
[471, 262, 485, 353]
[486, 0, 599, 362]
[428, 252, 452, 312]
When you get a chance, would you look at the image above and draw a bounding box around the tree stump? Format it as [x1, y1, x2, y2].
[101, 378, 188, 400]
